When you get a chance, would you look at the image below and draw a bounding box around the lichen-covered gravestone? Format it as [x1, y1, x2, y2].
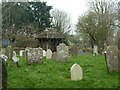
[93, 45, 98, 56]
[52, 52, 57, 60]
[57, 43, 69, 62]
[46, 49, 52, 59]
[106, 46, 119, 73]
[70, 64, 83, 80]
[71, 44, 78, 56]
[26, 48, 43, 65]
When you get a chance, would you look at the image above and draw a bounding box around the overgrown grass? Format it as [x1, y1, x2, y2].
[7, 54, 118, 88]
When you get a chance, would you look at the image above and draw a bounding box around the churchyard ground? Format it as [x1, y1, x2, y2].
[7, 54, 118, 88]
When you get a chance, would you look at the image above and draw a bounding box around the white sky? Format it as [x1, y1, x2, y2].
[46, 0, 89, 25]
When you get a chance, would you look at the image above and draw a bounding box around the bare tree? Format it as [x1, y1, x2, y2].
[51, 9, 72, 34]
[76, 0, 117, 50]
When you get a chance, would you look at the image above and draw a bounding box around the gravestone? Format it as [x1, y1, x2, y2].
[93, 45, 98, 56]
[57, 43, 69, 62]
[84, 43, 88, 55]
[71, 44, 78, 56]
[19, 50, 24, 56]
[52, 52, 57, 60]
[12, 56, 19, 66]
[0, 54, 8, 66]
[46, 49, 52, 59]
[13, 51, 16, 57]
[22, 50, 27, 58]
[79, 49, 83, 54]
[106, 46, 119, 73]
[43, 50, 46, 56]
[26, 47, 43, 65]
[70, 64, 83, 80]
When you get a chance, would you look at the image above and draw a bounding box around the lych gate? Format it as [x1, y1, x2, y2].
[36, 28, 65, 52]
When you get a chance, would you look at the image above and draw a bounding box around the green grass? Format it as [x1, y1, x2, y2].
[7, 54, 118, 88]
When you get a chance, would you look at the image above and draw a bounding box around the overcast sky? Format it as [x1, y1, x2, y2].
[46, 0, 89, 25]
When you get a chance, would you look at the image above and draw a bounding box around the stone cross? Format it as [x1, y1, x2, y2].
[46, 49, 52, 59]
[57, 43, 69, 62]
[70, 64, 83, 80]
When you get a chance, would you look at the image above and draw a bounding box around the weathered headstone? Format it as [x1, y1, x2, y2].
[93, 45, 98, 56]
[43, 50, 46, 56]
[52, 52, 57, 60]
[70, 64, 83, 80]
[46, 49, 52, 59]
[79, 49, 83, 54]
[106, 46, 119, 73]
[57, 43, 69, 62]
[26, 47, 43, 65]
[71, 44, 78, 56]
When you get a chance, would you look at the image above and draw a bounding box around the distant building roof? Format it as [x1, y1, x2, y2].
[2, 40, 10, 46]
[36, 28, 65, 39]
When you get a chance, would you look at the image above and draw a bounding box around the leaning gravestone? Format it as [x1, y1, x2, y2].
[106, 46, 119, 73]
[93, 45, 98, 56]
[70, 63, 83, 80]
[57, 43, 69, 62]
[26, 47, 43, 65]
[52, 52, 57, 60]
[46, 49, 52, 59]
[71, 44, 78, 56]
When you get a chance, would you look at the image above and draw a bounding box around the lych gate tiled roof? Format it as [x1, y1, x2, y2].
[36, 28, 65, 39]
